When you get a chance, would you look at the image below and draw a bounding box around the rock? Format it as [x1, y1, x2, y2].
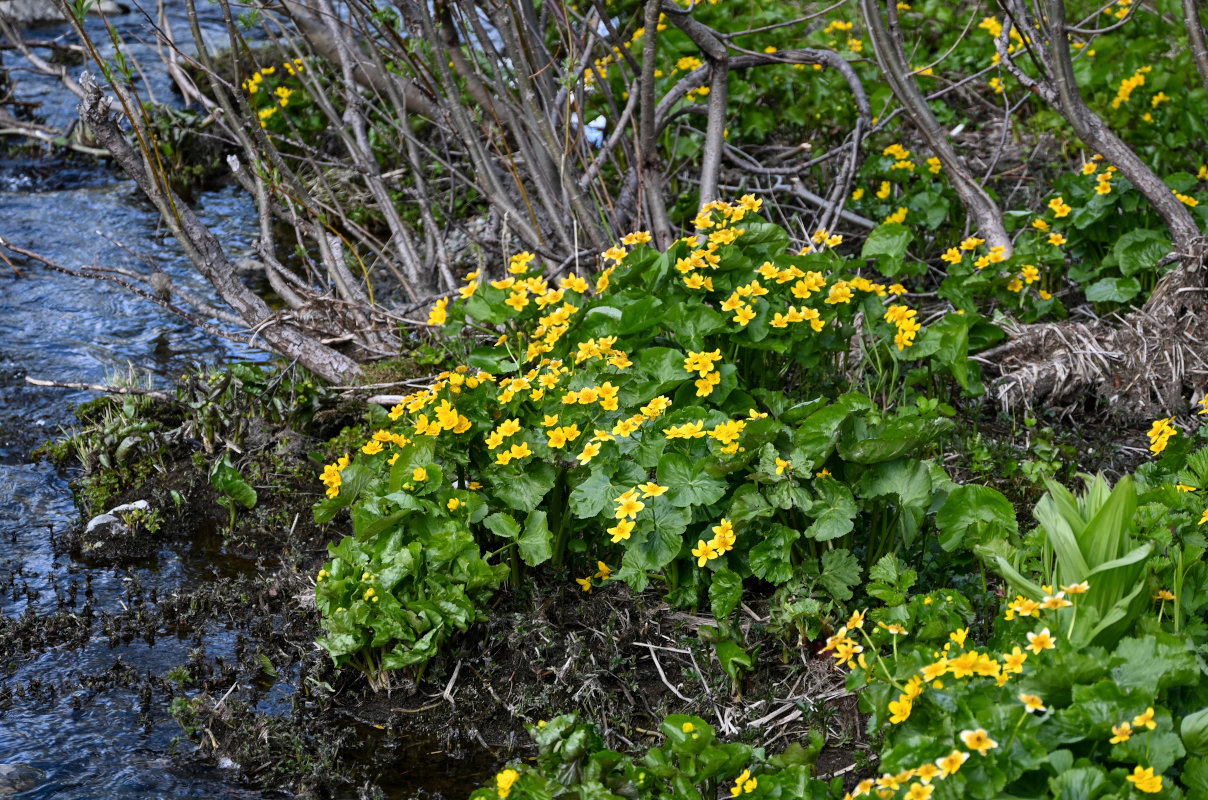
[0, 763, 44, 796]
[85, 499, 149, 536]
[0, 0, 129, 26]
[80, 499, 154, 559]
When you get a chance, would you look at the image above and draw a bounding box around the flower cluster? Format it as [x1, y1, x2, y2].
[241, 58, 307, 127]
[691, 518, 737, 566]
[1148, 417, 1178, 455]
[319, 453, 350, 498]
[1112, 65, 1153, 109]
[884, 304, 922, 350]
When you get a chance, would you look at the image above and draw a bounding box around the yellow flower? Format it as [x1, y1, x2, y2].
[848, 609, 866, 630]
[1061, 581, 1090, 594]
[1041, 592, 1072, 610]
[608, 519, 635, 543]
[362, 440, 384, 455]
[1032, 218, 1049, 231]
[884, 206, 908, 225]
[926, 157, 942, 174]
[692, 539, 719, 566]
[1111, 721, 1133, 743]
[681, 721, 695, 733]
[852, 187, 865, 201]
[447, 497, 461, 511]
[594, 561, 611, 581]
[888, 695, 913, 724]
[733, 305, 756, 326]
[905, 783, 933, 800]
[1126, 766, 1163, 794]
[1048, 233, 1066, 247]
[960, 236, 985, 251]
[877, 181, 892, 200]
[576, 441, 601, 465]
[1048, 196, 1072, 217]
[428, 297, 449, 326]
[1026, 627, 1056, 654]
[775, 457, 793, 475]
[575, 576, 593, 593]
[615, 494, 645, 519]
[1177, 483, 1197, 492]
[1019, 693, 1046, 713]
[959, 728, 997, 755]
[935, 749, 969, 777]
[1133, 706, 1157, 730]
[941, 248, 963, 264]
[412, 466, 428, 482]
[639, 482, 667, 498]
[1200, 509, 1208, 526]
[913, 763, 939, 785]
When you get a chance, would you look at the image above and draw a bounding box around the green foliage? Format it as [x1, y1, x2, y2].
[210, 452, 257, 532]
[468, 713, 841, 800]
[311, 205, 975, 686]
[313, 516, 505, 689]
[984, 474, 1153, 647]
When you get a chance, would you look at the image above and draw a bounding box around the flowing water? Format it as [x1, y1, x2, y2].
[0, 6, 488, 797]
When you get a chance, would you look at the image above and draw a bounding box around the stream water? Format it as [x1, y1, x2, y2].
[0, 6, 486, 798]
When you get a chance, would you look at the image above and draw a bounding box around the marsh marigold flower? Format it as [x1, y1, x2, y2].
[959, 728, 997, 755]
[1126, 766, 1163, 794]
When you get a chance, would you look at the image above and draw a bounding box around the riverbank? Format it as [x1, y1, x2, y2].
[18, 369, 867, 797]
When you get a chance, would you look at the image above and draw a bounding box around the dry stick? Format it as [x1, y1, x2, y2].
[315, 0, 429, 299]
[638, 0, 675, 249]
[410, 9, 543, 249]
[453, 7, 577, 256]
[487, 6, 607, 253]
[1185, 0, 1208, 96]
[25, 376, 171, 400]
[76, 73, 361, 383]
[861, 0, 1012, 254]
[278, 0, 437, 117]
[663, 9, 728, 209]
[633, 642, 693, 702]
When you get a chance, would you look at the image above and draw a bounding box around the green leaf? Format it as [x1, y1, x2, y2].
[518, 510, 554, 566]
[805, 482, 856, 541]
[867, 554, 917, 605]
[715, 639, 752, 682]
[709, 568, 743, 620]
[1047, 766, 1107, 800]
[210, 453, 257, 509]
[860, 458, 934, 549]
[728, 484, 775, 524]
[1113, 229, 1171, 277]
[664, 302, 726, 350]
[482, 512, 520, 540]
[1182, 706, 1208, 755]
[1109, 634, 1198, 692]
[861, 223, 913, 262]
[1184, 757, 1208, 795]
[496, 461, 557, 513]
[658, 452, 728, 508]
[791, 404, 850, 468]
[749, 525, 797, 583]
[936, 485, 1018, 551]
[818, 548, 860, 602]
[569, 462, 647, 519]
[839, 416, 953, 464]
[1084, 276, 1141, 303]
